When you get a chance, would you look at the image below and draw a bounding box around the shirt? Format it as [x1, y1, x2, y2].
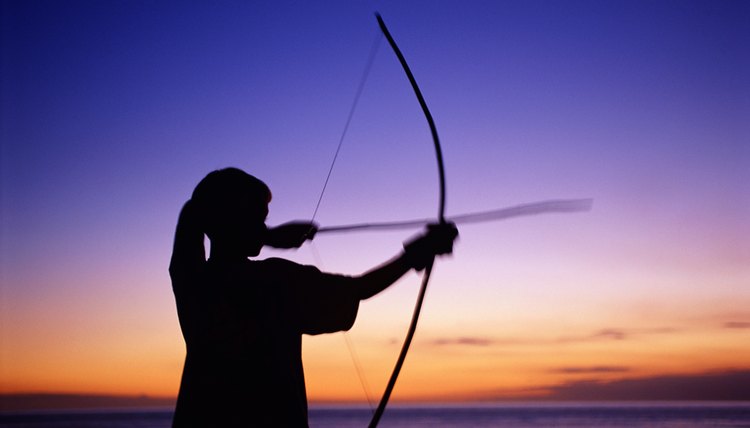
[171, 257, 359, 427]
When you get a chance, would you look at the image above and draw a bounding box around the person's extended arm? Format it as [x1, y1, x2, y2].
[264, 220, 457, 301]
[354, 223, 458, 301]
[354, 253, 412, 300]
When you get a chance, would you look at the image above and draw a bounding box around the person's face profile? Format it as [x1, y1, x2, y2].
[239, 201, 269, 257]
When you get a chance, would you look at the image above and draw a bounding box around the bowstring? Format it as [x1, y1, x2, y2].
[343, 328, 375, 410]
[309, 29, 383, 411]
[309, 243, 375, 411]
[311, 31, 383, 223]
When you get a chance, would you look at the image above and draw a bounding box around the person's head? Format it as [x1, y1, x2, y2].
[191, 167, 272, 257]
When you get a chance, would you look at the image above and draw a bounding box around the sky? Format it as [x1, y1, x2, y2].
[1, 0, 749, 407]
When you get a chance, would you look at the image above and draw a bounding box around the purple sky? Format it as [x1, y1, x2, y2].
[1, 0, 748, 400]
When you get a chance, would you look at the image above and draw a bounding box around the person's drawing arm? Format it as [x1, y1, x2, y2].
[265, 221, 318, 249]
[169, 200, 206, 283]
[355, 223, 458, 301]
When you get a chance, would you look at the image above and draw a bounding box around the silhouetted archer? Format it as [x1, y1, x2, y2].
[169, 167, 457, 427]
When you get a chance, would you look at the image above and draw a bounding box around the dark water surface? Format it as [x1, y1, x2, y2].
[1, 402, 749, 427]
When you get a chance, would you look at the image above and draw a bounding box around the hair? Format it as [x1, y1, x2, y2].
[190, 167, 271, 240]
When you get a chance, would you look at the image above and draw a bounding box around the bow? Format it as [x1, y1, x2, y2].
[309, 14, 593, 424]
[309, 14, 592, 424]
[368, 13, 446, 427]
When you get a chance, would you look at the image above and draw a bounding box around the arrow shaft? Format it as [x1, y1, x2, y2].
[317, 199, 592, 234]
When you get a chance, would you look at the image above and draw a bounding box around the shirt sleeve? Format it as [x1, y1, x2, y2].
[267, 258, 360, 335]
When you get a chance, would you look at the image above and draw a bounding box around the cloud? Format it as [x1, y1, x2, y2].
[724, 321, 750, 329]
[557, 327, 678, 344]
[428, 327, 679, 349]
[543, 370, 750, 401]
[0, 394, 175, 412]
[430, 337, 498, 347]
[590, 329, 627, 340]
[550, 366, 631, 374]
[472, 370, 750, 402]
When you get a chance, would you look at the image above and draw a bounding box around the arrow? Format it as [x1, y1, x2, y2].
[317, 198, 593, 235]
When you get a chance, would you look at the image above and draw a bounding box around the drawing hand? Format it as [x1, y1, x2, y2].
[265, 221, 318, 249]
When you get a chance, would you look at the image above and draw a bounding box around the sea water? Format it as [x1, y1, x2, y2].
[1, 402, 749, 427]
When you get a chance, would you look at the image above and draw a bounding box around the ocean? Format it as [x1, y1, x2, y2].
[1, 402, 749, 427]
